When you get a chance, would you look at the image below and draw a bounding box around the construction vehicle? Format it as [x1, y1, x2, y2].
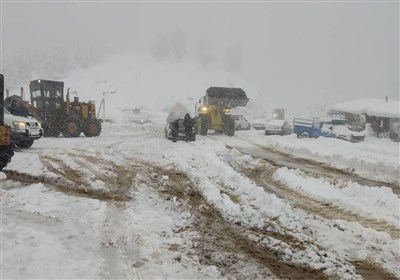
[195, 87, 249, 136]
[0, 74, 14, 171]
[26, 79, 101, 137]
[272, 108, 285, 120]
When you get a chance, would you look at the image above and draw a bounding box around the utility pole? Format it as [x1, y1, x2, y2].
[97, 90, 117, 121]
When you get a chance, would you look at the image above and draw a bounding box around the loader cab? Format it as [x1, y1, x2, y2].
[29, 80, 64, 118]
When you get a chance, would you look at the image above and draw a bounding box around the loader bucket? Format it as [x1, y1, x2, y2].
[205, 87, 249, 109]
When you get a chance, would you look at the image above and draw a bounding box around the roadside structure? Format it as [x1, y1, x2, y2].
[327, 98, 400, 140]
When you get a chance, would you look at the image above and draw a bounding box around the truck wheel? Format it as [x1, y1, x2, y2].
[199, 117, 208, 136]
[63, 117, 82, 138]
[44, 117, 61, 137]
[223, 116, 235, 136]
[0, 144, 14, 171]
[300, 132, 309, 138]
[83, 118, 102, 137]
[15, 139, 34, 148]
[44, 127, 60, 137]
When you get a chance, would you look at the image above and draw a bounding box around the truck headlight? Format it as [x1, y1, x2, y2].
[200, 106, 208, 113]
[13, 121, 26, 129]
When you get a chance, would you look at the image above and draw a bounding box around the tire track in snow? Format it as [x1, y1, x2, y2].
[4, 156, 147, 280]
[139, 162, 362, 280]
[242, 167, 400, 240]
[3, 153, 134, 202]
[226, 137, 400, 195]
[225, 164, 398, 280]
[98, 203, 144, 280]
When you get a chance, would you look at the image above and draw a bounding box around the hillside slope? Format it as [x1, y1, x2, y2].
[63, 53, 263, 122]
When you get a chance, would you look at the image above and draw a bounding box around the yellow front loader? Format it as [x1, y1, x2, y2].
[195, 87, 249, 136]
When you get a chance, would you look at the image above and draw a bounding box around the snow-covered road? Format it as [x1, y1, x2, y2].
[1, 123, 399, 280]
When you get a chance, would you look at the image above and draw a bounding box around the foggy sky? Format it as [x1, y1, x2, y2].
[1, 1, 399, 111]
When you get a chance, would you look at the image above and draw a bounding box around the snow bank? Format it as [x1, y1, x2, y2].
[236, 130, 400, 184]
[274, 167, 400, 227]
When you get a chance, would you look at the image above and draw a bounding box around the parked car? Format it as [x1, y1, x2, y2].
[4, 108, 43, 148]
[321, 123, 365, 142]
[126, 109, 151, 124]
[164, 112, 196, 142]
[265, 120, 292, 136]
[252, 118, 266, 130]
[230, 115, 251, 130]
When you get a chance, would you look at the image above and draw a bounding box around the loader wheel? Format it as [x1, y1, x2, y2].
[199, 117, 208, 136]
[44, 118, 61, 137]
[62, 118, 82, 138]
[44, 127, 60, 137]
[83, 119, 102, 137]
[15, 139, 34, 148]
[0, 144, 14, 171]
[223, 116, 235, 137]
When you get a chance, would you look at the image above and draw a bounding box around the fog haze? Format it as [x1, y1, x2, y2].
[1, 1, 398, 116]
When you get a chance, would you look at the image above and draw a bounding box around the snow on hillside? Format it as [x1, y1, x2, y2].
[62, 53, 263, 122]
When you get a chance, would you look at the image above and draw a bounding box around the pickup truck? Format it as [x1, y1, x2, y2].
[293, 117, 365, 142]
[4, 109, 43, 148]
[293, 117, 331, 138]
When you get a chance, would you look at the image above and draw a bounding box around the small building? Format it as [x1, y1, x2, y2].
[327, 98, 400, 140]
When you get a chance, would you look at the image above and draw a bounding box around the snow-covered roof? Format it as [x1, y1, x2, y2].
[266, 119, 286, 125]
[327, 98, 400, 118]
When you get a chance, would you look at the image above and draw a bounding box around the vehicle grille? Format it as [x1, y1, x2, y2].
[26, 122, 39, 127]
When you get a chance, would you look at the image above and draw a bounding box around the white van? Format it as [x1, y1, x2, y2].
[4, 109, 43, 148]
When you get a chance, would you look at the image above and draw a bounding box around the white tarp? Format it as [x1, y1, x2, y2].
[328, 98, 400, 118]
[167, 102, 191, 123]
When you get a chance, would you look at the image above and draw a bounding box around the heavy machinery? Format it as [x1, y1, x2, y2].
[272, 108, 285, 120]
[0, 74, 14, 171]
[195, 87, 249, 136]
[27, 79, 101, 137]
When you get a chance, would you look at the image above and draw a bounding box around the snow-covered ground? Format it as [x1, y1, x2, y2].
[1, 122, 399, 279]
[230, 129, 400, 185]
